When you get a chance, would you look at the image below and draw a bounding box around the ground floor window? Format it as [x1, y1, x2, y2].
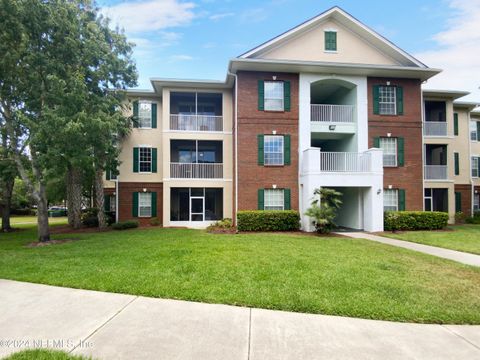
[424, 188, 448, 212]
[474, 193, 480, 211]
[139, 192, 152, 217]
[383, 189, 398, 211]
[109, 195, 116, 212]
[170, 188, 223, 222]
[264, 189, 284, 210]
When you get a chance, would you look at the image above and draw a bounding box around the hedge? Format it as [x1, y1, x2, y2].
[466, 211, 480, 224]
[112, 220, 139, 230]
[237, 210, 300, 232]
[384, 211, 449, 231]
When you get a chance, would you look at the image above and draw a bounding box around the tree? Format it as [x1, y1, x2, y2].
[0, 0, 136, 240]
[0, 124, 16, 232]
[304, 188, 343, 234]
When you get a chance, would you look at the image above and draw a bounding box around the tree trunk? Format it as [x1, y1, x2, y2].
[94, 168, 107, 229]
[36, 181, 50, 242]
[67, 166, 83, 229]
[1, 178, 14, 232]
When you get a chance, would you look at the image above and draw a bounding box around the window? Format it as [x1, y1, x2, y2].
[472, 157, 479, 178]
[383, 189, 398, 212]
[138, 101, 152, 128]
[379, 137, 397, 167]
[264, 189, 284, 211]
[471, 121, 479, 141]
[139, 147, 152, 173]
[109, 169, 117, 180]
[378, 86, 396, 115]
[474, 193, 480, 211]
[324, 31, 337, 51]
[264, 81, 284, 111]
[264, 135, 284, 165]
[109, 195, 116, 212]
[424, 188, 432, 211]
[138, 192, 152, 217]
[170, 188, 223, 221]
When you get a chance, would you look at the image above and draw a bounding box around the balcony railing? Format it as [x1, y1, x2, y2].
[424, 165, 448, 180]
[319, 152, 372, 172]
[170, 114, 223, 132]
[424, 121, 447, 137]
[170, 163, 223, 179]
[311, 104, 355, 123]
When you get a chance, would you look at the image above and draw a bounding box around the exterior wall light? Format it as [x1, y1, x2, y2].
[329, 125, 336, 131]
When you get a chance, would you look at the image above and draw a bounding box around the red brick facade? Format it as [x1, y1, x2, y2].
[118, 182, 163, 225]
[368, 77, 424, 211]
[454, 184, 473, 216]
[236, 71, 299, 211]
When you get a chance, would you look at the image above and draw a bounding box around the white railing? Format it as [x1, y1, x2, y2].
[424, 121, 447, 137]
[424, 165, 448, 180]
[170, 163, 223, 179]
[319, 152, 372, 172]
[170, 114, 223, 132]
[311, 104, 355, 123]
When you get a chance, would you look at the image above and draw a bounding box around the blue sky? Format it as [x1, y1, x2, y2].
[99, 0, 480, 100]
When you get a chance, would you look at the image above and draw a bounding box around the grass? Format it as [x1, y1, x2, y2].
[3, 349, 89, 360]
[2, 216, 68, 226]
[382, 224, 480, 255]
[0, 224, 480, 324]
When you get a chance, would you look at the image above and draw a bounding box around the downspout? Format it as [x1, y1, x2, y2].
[468, 112, 474, 217]
[420, 87, 426, 211]
[227, 71, 238, 226]
[115, 176, 119, 223]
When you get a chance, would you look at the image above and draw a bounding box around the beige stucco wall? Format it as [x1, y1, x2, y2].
[451, 107, 472, 184]
[260, 19, 399, 66]
[424, 181, 455, 223]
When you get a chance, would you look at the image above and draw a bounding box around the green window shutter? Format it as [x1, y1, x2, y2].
[258, 80, 265, 111]
[133, 101, 139, 128]
[455, 192, 462, 213]
[257, 135, 264, 166]
[133, 147, 139, 173]
[104, 195, 110, 213]
[454, 113, 459, 136]
[284, 188, 291, 210]
[373, 85, 380, 115]
[152, 148, 157, 173]
[284, 135, 291, 165]
[258, 189, 265, 210]
[397, 137, 405, 167]
[132, 192, 139, 217]
[477, 122, 480, 141]
[373, 137, 380, 148]
[105, 166, 111, 181]
[151, 103, 157, 128]
[398, 189, 406, 211]
[151, 192, 157, 217]
[454, 152, 460, 175]
[284, 81, 291, 112]
[396, 87, 404, 115]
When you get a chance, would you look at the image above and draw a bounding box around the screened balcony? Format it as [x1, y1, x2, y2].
[170, 92, 223, 131]
[424, 144, 448, 180]
[170, 140, 223, 179]
[424, 101, 447, 137]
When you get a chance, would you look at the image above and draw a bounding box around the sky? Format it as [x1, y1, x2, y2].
[99, 0, 480, 101]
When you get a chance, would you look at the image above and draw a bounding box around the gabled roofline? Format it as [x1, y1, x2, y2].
[150, 76, 234, 95]
[238, 6, 428, 68]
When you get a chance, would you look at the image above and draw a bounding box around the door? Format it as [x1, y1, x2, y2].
[190, 196, 204, 221]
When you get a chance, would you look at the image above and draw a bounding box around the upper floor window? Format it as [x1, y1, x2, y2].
[471, 121, 479, 141]
[264, 81, 284, 111]
[324, 31, 337, 51]
[472, 156, 479, 178]
[383, 189, 398, 212]
[138, 101, 152, 128]
[264, 189, 285, 211]
[379, 86, 396, 115]
[139, 147, 152, 173]
[379, 137, 397, 167]
[264, 135, 284, 166]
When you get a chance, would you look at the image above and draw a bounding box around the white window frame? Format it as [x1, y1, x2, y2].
[264, 135, 284, 166]
[383, 189, 398, 212]
[138, 101, 152, 129]
[139, 146, 152, 174]
[424, 188, 433, 212]
[474, 193, 480, 211]
[470, 121, 478, 142]
[324, 28, 338, 53]
[264, 81, 284, 111]
[138, 192, 152, 217]
[110, 195, 116, 212]
[379, 86, 397, 115]
[472, 156, 479, 178]
[264, 189, 284, 211]
[379, 137, 398, 167]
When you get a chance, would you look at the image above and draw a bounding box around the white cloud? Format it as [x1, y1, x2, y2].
[417, 0, 480, 101]
[209, 12, 234, 21]
[102, 0, 196, 33]
[169, 54, 194, 61]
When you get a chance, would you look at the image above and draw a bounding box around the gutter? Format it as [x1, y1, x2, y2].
[227, 71, 239, 226]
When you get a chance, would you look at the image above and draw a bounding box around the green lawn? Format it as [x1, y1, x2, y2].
[2, 216, 68, 227]
[3, 349, 89, 360]
[1, 224, 480, 324]
[382, 225, 480, 255]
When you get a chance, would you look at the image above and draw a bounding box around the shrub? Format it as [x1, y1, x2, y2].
[150, 217, 162, 226]
[206, 218, 235, 233]
[112, 220, 139, 230]
[304, 188, 343, 234]
[455, 211, 466, 224]
[237, 211, 300, 232]
[11, 208, 35, 216]
[384, 211, 449, 231]
[466, 211, 480, 224]
[81, 208, 115, 227]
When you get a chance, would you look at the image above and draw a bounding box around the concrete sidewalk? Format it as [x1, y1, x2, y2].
[339, 232, 480, 267]
[0, 280, 479, 360]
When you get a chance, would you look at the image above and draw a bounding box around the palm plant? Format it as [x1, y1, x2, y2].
[305, 188, 343, 234]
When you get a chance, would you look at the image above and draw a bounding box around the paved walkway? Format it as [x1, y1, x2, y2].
[1, 280, 479, 359]
[339, 232, 480, 267]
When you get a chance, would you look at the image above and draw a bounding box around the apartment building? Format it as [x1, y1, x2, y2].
[104, 6, 478, 231]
